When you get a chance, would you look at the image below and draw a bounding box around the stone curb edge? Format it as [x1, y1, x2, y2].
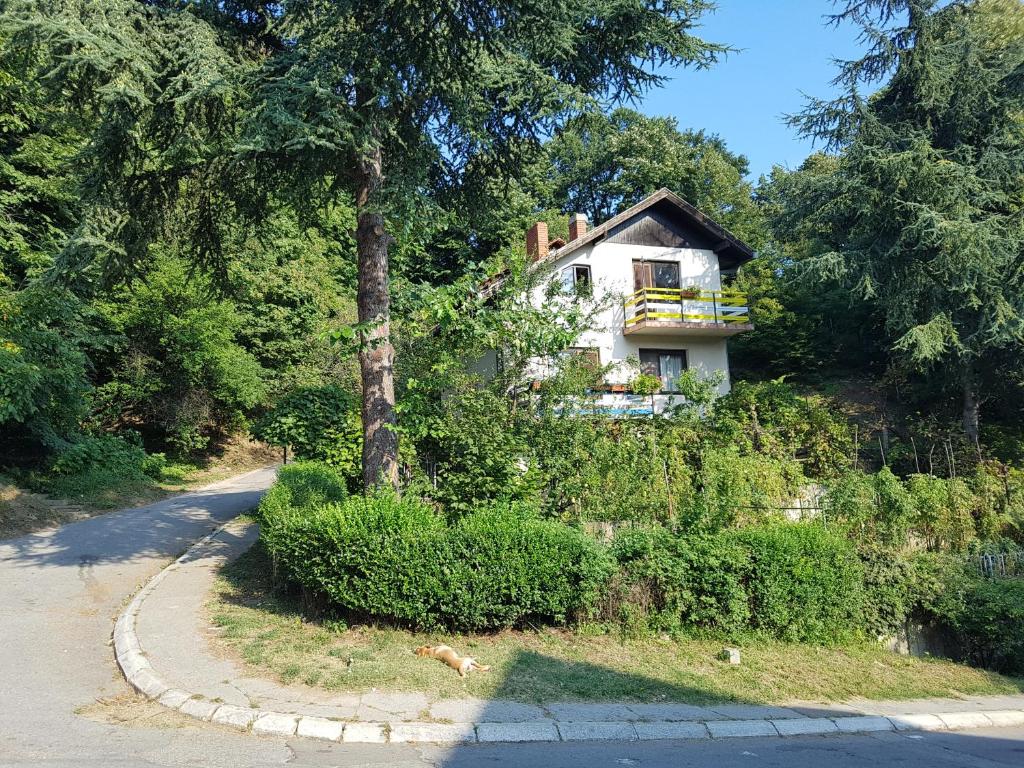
[112, 522, 1024, 745]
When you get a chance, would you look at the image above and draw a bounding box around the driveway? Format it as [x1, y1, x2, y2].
[1, 467, 1023, 767]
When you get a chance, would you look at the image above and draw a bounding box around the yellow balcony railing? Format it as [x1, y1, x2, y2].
[624, 287, 750, 327]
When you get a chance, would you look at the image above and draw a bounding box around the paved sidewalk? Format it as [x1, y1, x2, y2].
[117, 519, 1024, 745]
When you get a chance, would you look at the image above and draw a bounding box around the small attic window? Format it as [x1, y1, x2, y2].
[560, 264, 592, 294]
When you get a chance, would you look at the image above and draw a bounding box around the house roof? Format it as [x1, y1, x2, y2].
[546, 187, 755, 269]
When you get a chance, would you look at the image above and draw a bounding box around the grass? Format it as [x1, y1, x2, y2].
[0, 437, 278, 540]
[208, 544, 1024, 706]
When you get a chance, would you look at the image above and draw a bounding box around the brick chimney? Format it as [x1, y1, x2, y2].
[569, 213, 588, 241]
[526, 221, 549, 262]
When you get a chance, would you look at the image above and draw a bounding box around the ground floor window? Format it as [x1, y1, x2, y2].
[638, 348, 687, 392]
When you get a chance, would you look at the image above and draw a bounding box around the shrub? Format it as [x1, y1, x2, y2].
[906, 474, 977, 551]
[823, 468, 914, 546]
[857, 545, 921, 638]
[256, 461, 349, 524]
[610, 523, 864, 643]
[446, 504, 612, 628]
[928, 572, 1024, 674]
[685, 448, 803, 531]
[729, 523, 865, 643]
[419, 389, 542, 515]
[252, 386, 361, 488]
[711, 379, 852, 478]
[610, 527, 750, 635]
[50, 435, 160, 479]
[259, 476, 609, 630]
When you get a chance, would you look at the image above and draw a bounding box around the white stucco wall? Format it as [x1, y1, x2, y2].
[528, 240, 734, 397]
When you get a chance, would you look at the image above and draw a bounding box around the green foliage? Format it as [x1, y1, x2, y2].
[49, 434, 163, 479]
[0, 286, 91, 454]
[856, 545, 923, 638]
[734, 157, 886, 381]
[546, 108, 765, 246]
[711, 379, 852, 478]
[927, 570, 1024, 674]
[730, 524, 865, 644]
[687, 448, 804, 531]
[905, 474, 978, 552]
[418, 388, 542, 515]
[824, 468, 914, 546]
[444, 505, 613, 630]
[0, 41, 81, 284]
[252, 386, 361, 486]
[610, 523, 866, 643]
[788, 0, 1024, 442]
[610, 527, 750, 635]
[823, 466, 1020, 551]
[259, 471, 610, 631]
[255, 461, 349, 525]
[91, 258, 266, 453]
[628, 373, 662, 398]
[225, 205, 358, 393]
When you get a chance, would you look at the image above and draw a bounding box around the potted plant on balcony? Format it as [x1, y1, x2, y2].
[679, 284, 702, 299]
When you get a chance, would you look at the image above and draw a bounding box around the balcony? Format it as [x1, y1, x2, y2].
[623, 287, 752, 336]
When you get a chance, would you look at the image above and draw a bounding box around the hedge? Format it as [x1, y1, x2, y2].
[611, 523, 865, 643]
[256, 461, 349, 525]
[729, 524, 865, 643]
[259, 473, 609, 630]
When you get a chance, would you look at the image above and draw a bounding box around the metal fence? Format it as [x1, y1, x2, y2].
[976, 550, 1024, 578]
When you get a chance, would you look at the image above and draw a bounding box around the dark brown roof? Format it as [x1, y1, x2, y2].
[546, 187, 755, 267]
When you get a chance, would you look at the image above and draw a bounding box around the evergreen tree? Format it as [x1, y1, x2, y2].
[5, 0, 727, 487]
[789, 0, 1024, 449]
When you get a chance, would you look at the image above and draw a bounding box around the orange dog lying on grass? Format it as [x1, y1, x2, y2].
[415, 645, 491, 678]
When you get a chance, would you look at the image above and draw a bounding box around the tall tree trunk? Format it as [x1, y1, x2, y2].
[355, 145, 399, 489]
[962, 363, 981, 455]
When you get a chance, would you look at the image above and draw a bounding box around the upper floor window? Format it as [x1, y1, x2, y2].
[560, 264, 592, 294]
[633, 260, 680, 291]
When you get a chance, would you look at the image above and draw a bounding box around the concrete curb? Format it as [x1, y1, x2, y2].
[113, 523, 1024, 745]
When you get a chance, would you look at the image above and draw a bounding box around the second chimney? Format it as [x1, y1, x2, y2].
[526, 221, 549, 262]
[569, 213, 588, 241]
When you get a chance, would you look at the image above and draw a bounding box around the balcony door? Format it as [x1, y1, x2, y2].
[632, 260, 680, 291]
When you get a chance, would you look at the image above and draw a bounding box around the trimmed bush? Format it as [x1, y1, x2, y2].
[728, 524, 865, 643]
[259, 474, 609, 630]
[610, 527, 750, 634]
[610, 523, 864, 643]
[256, 461, 349, 524]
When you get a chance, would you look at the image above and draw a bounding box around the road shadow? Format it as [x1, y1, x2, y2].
[0, 469, 274, 570]
[425, 726, 1024, 768]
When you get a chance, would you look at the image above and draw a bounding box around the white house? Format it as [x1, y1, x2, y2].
[519, 188, 755, 415]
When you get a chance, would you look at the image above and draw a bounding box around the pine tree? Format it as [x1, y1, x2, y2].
[5, 0, 727, 487]
[789, 0, 1024, 449]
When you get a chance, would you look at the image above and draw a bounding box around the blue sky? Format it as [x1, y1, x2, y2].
[638, 1, 866, 180]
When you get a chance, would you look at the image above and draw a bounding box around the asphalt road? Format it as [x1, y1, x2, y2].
[2, 468, 1024, 767]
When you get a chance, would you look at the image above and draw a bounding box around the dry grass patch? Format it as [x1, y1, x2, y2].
[209, 545, 1024, 706]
